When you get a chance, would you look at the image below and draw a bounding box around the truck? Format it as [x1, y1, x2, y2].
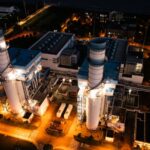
[56, 103, 66, 118]
[64, 104, 73, 119]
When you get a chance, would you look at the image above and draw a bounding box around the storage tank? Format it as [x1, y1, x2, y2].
[86, 96, 101, 130]
[2, 68, 24, 116]
[3, 80, 24, 115]
[0, 30, 10, 73]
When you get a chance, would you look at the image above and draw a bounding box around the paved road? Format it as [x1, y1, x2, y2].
[5, 5, 51, 36]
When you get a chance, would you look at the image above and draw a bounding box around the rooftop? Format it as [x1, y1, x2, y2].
[30, 31, 73, 55]
[61, 47, 78, 56]
[8, 47, 40, 67]
[104, 61, 120, 80]
[106, 39, 127, 62]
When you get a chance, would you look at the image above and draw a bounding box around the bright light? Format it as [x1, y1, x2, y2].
[28, 73, 33, 80]
[15, 69, 23, 76]
[28, 99, 37, 107]
[37, 64, 42, 72]
[129, 89, 132, 95]
[0, 40, 7, 49]
[7, 71, 16, 80]
[62, 78, 65, 82]
[69, 79, 72, 83]
[89, 90, 97, 99]
[78, 89, 84, 96]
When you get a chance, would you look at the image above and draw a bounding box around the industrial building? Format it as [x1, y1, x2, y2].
[30, 31, 79, 73]
[0, 28, 148, 148]
[119, 46, 144, 84]
[77, 37, 128, 130]
[0, 30, 49, 118]
[60, 47, 80, 68]
[0, 30, 81, 120]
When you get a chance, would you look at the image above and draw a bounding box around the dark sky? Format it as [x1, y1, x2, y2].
[48, 0, 150, 14]
[0, 0, 150, 14]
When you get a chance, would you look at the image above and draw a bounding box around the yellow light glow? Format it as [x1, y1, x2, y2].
[0, 41, 7, 49]
[89, 90, 97, 99]
[7, 71, 16, 80]
[62, 78, 65, 82]
[15, 69, 23, 76]
[37, 64, 42, 71]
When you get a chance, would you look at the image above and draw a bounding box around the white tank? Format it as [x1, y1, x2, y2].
[3, 80, 24, 115]
[86, 96, 101, 130]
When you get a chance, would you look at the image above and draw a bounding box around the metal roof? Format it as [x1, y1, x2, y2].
[30, 31, 73, 55]
[8, 47, 40, 67]
[104, 61, 120, 80]
[61, 47, 78, 56]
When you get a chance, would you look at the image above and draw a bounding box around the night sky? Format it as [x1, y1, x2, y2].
[58, 0, 150, 14]
[0, 0, 150, 14]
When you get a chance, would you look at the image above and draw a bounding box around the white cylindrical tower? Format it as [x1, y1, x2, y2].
[3, 68, 24, 116]
[4, 80, 24, 115]
[0, 30, 10, 73]
[86, 95, 101, 130]
[86, 38, 107, 130]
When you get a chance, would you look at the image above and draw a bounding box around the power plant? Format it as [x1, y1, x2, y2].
[0, 29, 143, 135]
[0, 30, 49, 118]
[77, 37, 127, 131]
[86, 38, 107, 130]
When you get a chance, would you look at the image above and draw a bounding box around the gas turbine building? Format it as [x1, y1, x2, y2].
[77, 37, 130, 130]
[0, 30, 49, 118]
